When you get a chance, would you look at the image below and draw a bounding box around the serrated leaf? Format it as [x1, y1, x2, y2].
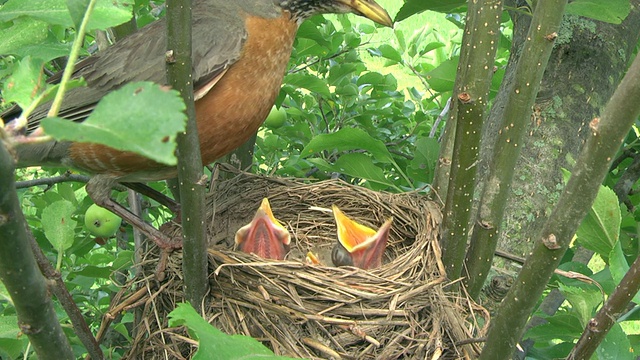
[524, 314, 583, 342]
[0, 0, 133, 31]
[0, 316, 26, 360]
[609, 241, 640, 304]
[597, 322, 634, 360]
[74, 265, 112, 279]
[301, 127, 393, 164]
[425, 57, 459, 92]
[421, 41, 446, 56]
[308, 153, 395, 190]
[328, 63, 361, 85]
[41, 82, 187, 166]
[409, 137, 440, 183]
[168, 303, 296, 360]
[566, 0, 630, 24]
[357, 72, 386, 87]
[368, 44, 402, 64]
[13, 41, 77, 62]
[0, 17, 48, 55]
[396, 0, 467, 22]
[559, 284, 602, 327]
[526, 342, 574, 360]
[1, 56, 46, 110]
[42, 200, 77, 252]
[66, 0, 90, 30]
[284, 73, 330, 96]
[0, 316, 20, 339]
[575, 185, 621, 258]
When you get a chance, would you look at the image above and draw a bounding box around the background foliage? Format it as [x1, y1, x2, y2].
[0, 0, 640, 359]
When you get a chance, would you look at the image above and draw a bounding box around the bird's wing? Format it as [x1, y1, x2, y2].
[16, 0, 271, 130]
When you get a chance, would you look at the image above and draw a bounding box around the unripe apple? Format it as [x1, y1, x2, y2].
[263, 105, 287, 129]
[84, 204, 121, 238]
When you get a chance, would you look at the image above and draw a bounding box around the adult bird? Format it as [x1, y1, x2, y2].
[2, 0, 393, 248]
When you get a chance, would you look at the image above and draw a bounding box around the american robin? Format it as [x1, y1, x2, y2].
[3, 0, 393, 247]
[331, 205, 392, 269]
[235, 198, 290, 260]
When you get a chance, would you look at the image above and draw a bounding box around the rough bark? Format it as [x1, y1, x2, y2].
[480, 32, 640, 360]
[479, 0, 640, 262]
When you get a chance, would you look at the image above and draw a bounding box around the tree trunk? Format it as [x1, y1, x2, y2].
[479, 0, 640, 262]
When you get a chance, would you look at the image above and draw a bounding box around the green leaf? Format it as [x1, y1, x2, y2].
[301, 127, 393, 163]
[41, 82, 187, 166]
[425, 57, 459, 92]
[308, 153, 395, 190]
[609, 241, 640, 304]
[42, 200, 77, 252]
[396, 0, 467, 22]
[409, 137, 440, 183]
[1, 56, 46, 109]
[168, 303, 295, 360]
[66, 0, 90, 30]
[566, 0, 630, 24]
[368, 44, 402, 64]
[526, 342, 574, 360]
[284, 73, 330, 96]
[0, 316, 20, 339]
[0, 17, 48, 55]
[524, 313, 583, 342]
[13, 41, 77, 63]
[328, 63, 362, 85]
[74, 265, 112, 279]
[0, 316, 27, 360]
[0, 0, 133, 31]
[575, 185, 621, 259]
[597, 322, 634, 360]
[356, 72, 385, 86]
[559, 284, 602, 327]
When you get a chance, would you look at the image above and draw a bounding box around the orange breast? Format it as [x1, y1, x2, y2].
[68, 12, 298, 181]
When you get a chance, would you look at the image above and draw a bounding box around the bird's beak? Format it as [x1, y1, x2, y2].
[331, 205, 393, 269]
[339, 0, 394, 27]
[305, 251, 322, 265]
[235, 198, 291, 260]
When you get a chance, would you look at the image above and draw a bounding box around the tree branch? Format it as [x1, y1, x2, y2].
[479, 36, 640, 360]
[166, 0, 208, 310]
[439, 0, 505, 280]
[15, 172, 91, 189]
[464, 0, 568, 298]
[0, 141, 74, 359]
[28, 231, 103, 360]
[569, 235, 640, 358]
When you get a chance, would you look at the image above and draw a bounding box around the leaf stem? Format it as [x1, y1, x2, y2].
[48, 0, 98, 118]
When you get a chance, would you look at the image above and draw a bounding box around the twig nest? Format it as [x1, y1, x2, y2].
[123, 169, 484, 359]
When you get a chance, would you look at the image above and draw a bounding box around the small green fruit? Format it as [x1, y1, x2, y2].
[84, 204, 121, 238]
[263, 106, 287, 129]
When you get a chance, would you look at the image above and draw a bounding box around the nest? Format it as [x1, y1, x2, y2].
[114, 169, 485, 359]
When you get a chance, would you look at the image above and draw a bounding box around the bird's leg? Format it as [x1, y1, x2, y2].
[86, 175, 182, 250]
